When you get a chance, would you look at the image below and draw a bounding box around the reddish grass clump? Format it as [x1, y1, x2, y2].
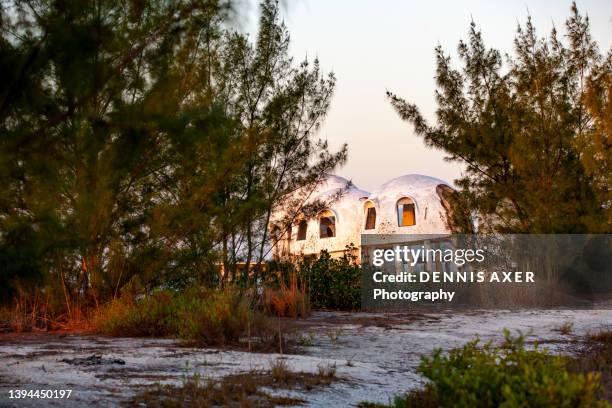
[262, 274, 310, 318]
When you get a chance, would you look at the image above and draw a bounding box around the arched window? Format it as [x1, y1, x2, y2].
[297, 219, 307, 241]
[364, 201, 376, 230]
[319, 210, 336, 238]
[397, 197, 416, 227]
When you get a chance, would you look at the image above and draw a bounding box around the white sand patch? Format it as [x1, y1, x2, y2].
[1, 308, 610, 407]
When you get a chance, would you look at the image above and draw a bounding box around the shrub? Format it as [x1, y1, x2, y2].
[363, 330, 610, 408]
[174, 287, 275, 346]
[95, 287, 275, 347]
[270, 359, 290, 382]
[96, 290, 176, 337]
[357, 390, 438, 408]
[399, 330, 610, 408]
[300, 245, 361, 310]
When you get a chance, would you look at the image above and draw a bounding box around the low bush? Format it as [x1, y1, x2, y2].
[96, 291, 177, 337]
[174, 288, 274, 345]
[300, 245, 360, 310]
[362, 330, 610, 408]
[270, 359, 291, 382]
[95, 287, 275, 347]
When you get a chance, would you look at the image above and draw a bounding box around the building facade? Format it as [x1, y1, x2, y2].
[270, 174, 455, 260]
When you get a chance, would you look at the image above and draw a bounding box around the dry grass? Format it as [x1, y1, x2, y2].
[325, 328, 343, 344]
[0, 293, 90, 333]
[270, 359, 291, 382]
[129, 361, 341, 407]
[129, 373, 305, 407]
[267, 358, 337, 389]
[262, 274, 310, 318]
[316, 362, 337, 379]
[557, 321, 574, 335]
[590, 331, 612, 344]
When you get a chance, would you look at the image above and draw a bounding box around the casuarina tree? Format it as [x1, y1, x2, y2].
[388, 3, 610, 233]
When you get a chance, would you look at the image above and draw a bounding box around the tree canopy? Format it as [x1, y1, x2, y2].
[0, 0, 345, 306]
[388, 3, 611, 233]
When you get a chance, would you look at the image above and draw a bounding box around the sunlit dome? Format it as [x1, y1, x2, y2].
[366, 174, 453, 235]
[271, 173, 455, 259]
[369, 174, 451, 200]
[307, 174, 369, 202]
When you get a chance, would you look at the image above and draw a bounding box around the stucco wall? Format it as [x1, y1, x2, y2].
[271, 174, 453, 259]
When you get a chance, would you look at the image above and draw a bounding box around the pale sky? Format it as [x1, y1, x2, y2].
[244, 1, 612, 191]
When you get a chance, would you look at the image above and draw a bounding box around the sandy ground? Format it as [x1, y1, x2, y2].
[1, 308, 611, 407]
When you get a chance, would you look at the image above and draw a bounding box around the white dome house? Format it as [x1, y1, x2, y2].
[271, 175, 369, 259]
[364, 174, 454, 235]
[270, 174, 456, 260]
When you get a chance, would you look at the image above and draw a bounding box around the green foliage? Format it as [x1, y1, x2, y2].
[300, 245, 361, 310]
[0, 0, 344, 313]
[0, 220, 47, 300]
[388, 2, 611, 233]
[401, 330, 610, 408]
[174, 288, 273, 344]
[98, 291, 178, 337]
[212, 0, 346, 285]
[358, 390, 438, 408]
[96, 287, 274, 346]
[0, 0, 238, 306]
[361, 330, 610, 408]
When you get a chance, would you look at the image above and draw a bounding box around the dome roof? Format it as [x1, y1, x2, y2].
[317, 174, 351, 191]
[309, 174, 369, 202]
[365, 174, 453, 235]
[369, 174, 450, 199]
[271, 173, 455, 259]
